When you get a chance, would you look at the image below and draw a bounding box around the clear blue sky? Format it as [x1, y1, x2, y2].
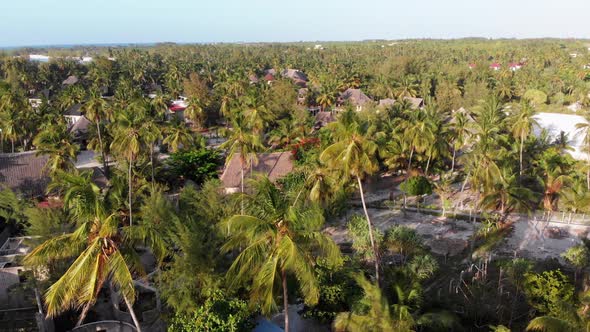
[1, 0, 589, 47]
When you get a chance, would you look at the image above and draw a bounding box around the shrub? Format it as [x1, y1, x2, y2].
[400, 176, 432, 196]
[347, 215, 383, 261]
[167, 149, 220, 185]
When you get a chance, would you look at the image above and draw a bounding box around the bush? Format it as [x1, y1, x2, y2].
[400, 176, 432, 196]
[167, 149, 220, 185]
[523, 270, 574, 317]
[523, 89, 548, 105]
[167, 291, 255, 332]
[347, 215, 383, 261]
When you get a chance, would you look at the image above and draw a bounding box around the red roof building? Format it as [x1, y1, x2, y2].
[490, 63, 501, 70]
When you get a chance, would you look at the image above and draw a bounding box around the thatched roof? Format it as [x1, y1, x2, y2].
[314, 111, 335, 129]
[62, 75, 79, 85]
[220, 152, 293, 189]
[339, 88, 373, 106]
[69, 116, 92, 137]
[404, 97, 424, 109]
[0, 151, 49, 197]
[64, 104, 83, 116]
[378, 98, 396, 107]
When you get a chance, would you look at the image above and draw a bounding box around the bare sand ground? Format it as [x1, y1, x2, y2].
[326, 207, 588, 262]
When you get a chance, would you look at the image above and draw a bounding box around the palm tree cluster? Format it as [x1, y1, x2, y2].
[1, 39, 590, 331]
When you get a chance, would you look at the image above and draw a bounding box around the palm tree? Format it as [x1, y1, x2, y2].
[140, 119, 163, 186]
[511, 100, 538, 176]
[575, 114, 590, 189]
[184, 96, 206, 128]
[221, 178, 340, 332]
[0, 89, 25, 153]
[333, 274, 412, 332]
[480, 168, 536, 218]
[321, 114, 381, 282]
[82, 88, 112, 175]
[33, 123, 79, 177]
[163, 119, 195, 153]
[449, 110, 474, 173]
[220, 113, 263, 199]
[25, 171, 165, 331]
[110, 103, 146, 226]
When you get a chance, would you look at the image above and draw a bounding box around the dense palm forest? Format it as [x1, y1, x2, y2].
[1, 39, 590, 331]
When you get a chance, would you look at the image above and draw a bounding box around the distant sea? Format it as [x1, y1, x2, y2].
[0, 42, 159, 50]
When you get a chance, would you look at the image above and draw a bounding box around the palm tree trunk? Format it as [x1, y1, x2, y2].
[451, 146, 456, 173]
[357, 176, 380, 283]
[425, 154, 431, 176]
[282, 269, 289, 332]
[587, 158, 590, 190]
[96, 121, 109, 177]
[519, 135, 524, 177]
[407, 146, 414, 173]
[240, 160, 245, 214]
[11, 138, 14, 153]
[123, 294, 142, 332]
[150, 144, 155, 188]
[128, 158, 133, 226]
[75, 302, 92, 327]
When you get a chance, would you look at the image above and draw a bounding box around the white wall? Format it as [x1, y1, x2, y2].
[534, 112, 589, 160]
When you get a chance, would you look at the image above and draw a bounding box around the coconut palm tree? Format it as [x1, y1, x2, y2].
[33, 123, 78, 177]
[333, 274, 412, 332]
[219, 113, 263, 200]
[82, 88, 112, 175]
[320, 113, 381, 282]
[221, 178, 340, 332]
[110, 103, 146, 226]
[449, 110, 474, 173]
[480, 168, 536, 218]
[25, 171, 166, 331]
[0, 89, 25, 153]
[511, 100, 538, 176]
[162, 119, 195, 153]
[575, 114, 590, 189]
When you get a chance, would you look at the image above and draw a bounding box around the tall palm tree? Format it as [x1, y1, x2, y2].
[333, 274, 411, 332]
[575, 114, 590, 189]
[25, 171, 165, 331]
[140, 119, 163, 186]
[480, 168, 536, 218]
[0, 89, 25, 153]
[33, 123, 79, 177]
[110, 103, 146, 226]
[83, 88, 112, 175]
[162, 119, 195, 153]
[449, 110, 474, 173]
[511, 100, 538, 176]
[184, 96, 206, 129]
[221, 178, 340, 332]
[321, 114, 381, 282]
[220, 113, 263, 201]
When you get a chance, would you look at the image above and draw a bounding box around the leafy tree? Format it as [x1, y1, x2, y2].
[562, 244, 590, 283]
[166, 149, 220, 185]
[167, 291, 255, 332]
[523, 270, 574, 318]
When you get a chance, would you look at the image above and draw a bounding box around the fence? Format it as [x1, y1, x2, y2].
[377, 199, 590, 227]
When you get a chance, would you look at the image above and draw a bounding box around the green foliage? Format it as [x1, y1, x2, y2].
[523, 270, 574, 317]
[400, 176, 432, 196]
[523, 89, 548, 106]
[167, 291, 255, 332]
[160, 180, 230, 314]
[303, 257, 362, 324]
[561, 244, 589, 271]
[167, 148, 220, 185]
[0, 187, 28, 234]
[384, 226, 424, 262]
[347, 215, 383, 261]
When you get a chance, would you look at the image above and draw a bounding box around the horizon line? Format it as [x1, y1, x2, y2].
[3, 36, 590, 50]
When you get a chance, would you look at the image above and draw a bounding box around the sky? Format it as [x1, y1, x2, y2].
[1, 0, 589, 47]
